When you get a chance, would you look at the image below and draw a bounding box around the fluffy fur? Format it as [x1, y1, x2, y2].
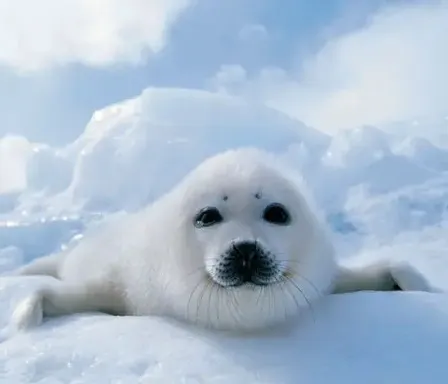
[11, 148, 411, 333]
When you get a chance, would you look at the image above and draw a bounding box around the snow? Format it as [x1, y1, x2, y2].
[1, 277, 448, 383]
[23, 88, 328, 215]
[0, 135, 34, 194]
[1, 87, 448, 382]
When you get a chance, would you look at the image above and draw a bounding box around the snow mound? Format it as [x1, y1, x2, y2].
[0, 135, 34, 195]
[21, 88, 329, 214]
[345, 177, 448, 242]
[312, 126, 439, 214]
[359, 154, 435, 194]
[26, 144, 74, 194]
[1, 276, 448, 383]
[322, 125, 391, 168]
[395, 136, 448, 172]
[312, 154, 435, 214]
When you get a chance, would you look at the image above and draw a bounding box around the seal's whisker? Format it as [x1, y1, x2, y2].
[278, 282, 289, 322]
[207, 280, 218, 326]
[275, 260, 322, 296]
[282, 275, 316, 323]
[229, 289, 243, 326]
[225, 289, 239, 325]
[196, 279, 212, 324]
[187, 279, 205, 321]
[294, 273, 322, 297]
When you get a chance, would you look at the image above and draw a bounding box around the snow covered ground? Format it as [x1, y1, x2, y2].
[1, 87, 448, 383]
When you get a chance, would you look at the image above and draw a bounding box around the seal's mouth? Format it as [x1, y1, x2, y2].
[207, 240, 283, 288]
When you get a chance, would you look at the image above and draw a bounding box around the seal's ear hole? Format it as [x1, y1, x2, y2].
[194, 207, 223, 228]
[263, 203, 291, 225]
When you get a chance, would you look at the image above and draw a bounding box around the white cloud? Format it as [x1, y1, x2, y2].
[0, 0, 192, 72]
[211, 1, 448, 135]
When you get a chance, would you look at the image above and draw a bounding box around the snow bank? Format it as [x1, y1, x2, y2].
[26, 144, 74, 195]
[20, 87, 329, 215]
[344, 177, 448, 242]
[1, 276, 448, 383]
[394, 136, 448, 172]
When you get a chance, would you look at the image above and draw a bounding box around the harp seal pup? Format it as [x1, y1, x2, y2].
[11, 148, 407, 333]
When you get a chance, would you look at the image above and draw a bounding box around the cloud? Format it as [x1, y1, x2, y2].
[0, 0, 192, 72]
[210, 1, 448, 135]
[238, 24, 268, 43]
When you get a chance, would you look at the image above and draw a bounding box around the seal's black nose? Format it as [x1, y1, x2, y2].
[231, 241, 259, 281]
[233, 241, 257, 260]
[214, 240, 277, 287]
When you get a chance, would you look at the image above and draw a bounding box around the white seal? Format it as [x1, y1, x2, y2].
[12, 148, 408, 333]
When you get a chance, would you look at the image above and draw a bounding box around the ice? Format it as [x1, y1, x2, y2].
[310, 125, 438, 214]
[394, 136, 448, 172]
[0, 135, 34, 195]
[26, 144, 74, 195]
[23, 88, 329, 215]
[0, 216, 86, 267]
[322, 125, 391, 169]
[0, 246, 23, 275]
[1, 276, 448, 383]
[1, 86, 448, 382]
[344, 177, 448, 243]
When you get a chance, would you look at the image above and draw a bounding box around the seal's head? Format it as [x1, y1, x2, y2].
[164, 148, 336, 331]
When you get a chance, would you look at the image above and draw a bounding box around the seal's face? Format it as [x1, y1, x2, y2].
[193, 203, 292, 287]
[172, 149, 335, 331]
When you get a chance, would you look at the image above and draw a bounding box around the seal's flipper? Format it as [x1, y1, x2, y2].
[11, 282, 127, 332]
[332, 260, 397, 294]
[11, 291, 45, 331]
[332, 259, 435, 294]
[390, 261, 436, 292]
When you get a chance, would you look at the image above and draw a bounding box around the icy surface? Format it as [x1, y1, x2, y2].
[1, 87, 448, 382]
[19, 88, 329, 215]
[1, 276, 448, 384]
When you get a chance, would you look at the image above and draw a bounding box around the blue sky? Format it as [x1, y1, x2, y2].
[0, 0, 438, 145]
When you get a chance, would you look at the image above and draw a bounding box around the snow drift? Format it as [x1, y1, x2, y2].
[1, 275, 448, 383]
[19, 88, 329, 216]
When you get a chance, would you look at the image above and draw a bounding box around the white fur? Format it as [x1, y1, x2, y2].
[10, 148, 421, 333]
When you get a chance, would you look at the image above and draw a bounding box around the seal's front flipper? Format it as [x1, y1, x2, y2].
[390, 260, 436, 292]
[10, 285, 85, 332]
[332, 259, 435, 294]
[11, 282, 126, 333]
[332, 260, 397, 294]
[11, 291, 45, 331]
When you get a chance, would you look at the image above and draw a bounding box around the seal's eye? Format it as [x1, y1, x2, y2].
[263, 203, 291, 225]
[194, 207, 223, 228]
